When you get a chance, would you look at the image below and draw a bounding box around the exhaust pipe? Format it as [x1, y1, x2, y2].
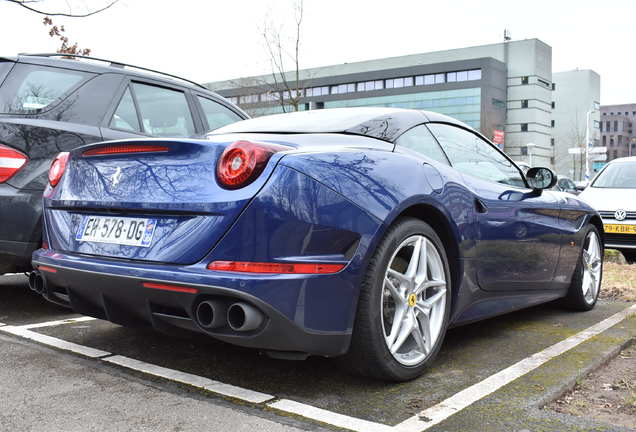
[28, 272, 44, 294]
[227, 302, 264, 332]
[195, 300, 227, 329]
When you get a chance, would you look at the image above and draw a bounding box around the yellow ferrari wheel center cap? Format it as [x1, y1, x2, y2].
[408, 293, 417, 307]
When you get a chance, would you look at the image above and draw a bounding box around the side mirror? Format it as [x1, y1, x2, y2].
[526, 167, 557, 191]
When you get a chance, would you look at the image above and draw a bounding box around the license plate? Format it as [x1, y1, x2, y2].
[604, 224, 636, 234]
[76, 215, 157, 247]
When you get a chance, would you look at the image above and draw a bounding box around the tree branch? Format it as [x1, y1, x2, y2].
[5, 0, 119, 17]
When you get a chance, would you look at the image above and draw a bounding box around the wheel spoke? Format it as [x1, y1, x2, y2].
[582, 270, 590, 296]
[582, 250, 591, 267]
[405, 237, 422, 279]
[386, 304, 406, 347]
[415, 279, 446, 296]
[390, 313, 413, 354]
[411, 319, 427, 354]
[415, 311, 432, 354]
[415, 238, 428, 282]
[384, 277, 403, 304]
[421, 288, 446, 308]
[387, 268, 409, 286]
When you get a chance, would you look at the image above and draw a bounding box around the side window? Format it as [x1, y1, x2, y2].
[0, 64, 90, 113]
[132, 83, 195, 137]
[110, 87, 140, 132]
[427, 123, 525, 188]
[396, 124, 449, 165]
[197, 96, 242, 131]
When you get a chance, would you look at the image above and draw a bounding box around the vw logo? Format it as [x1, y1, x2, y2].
[615, 209, 627, 221]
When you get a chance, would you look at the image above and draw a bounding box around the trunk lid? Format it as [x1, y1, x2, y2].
[44, 137, 285, 264]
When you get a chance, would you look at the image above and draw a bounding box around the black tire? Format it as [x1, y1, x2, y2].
[562, 225, 603, 311]
[343, 217, 452, 382]
[620, 250, 636, 265]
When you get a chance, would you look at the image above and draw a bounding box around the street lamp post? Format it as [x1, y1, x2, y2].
[584, 108, 598, 182]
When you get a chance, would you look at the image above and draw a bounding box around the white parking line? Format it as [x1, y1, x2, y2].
[394, 303, 636, 432]
[19, 316, 97, 330]
[104, 355, 274, 404]
[268, 399, 394, 432]
[0, 326, 110, 358]
[5, 304, 635, 432]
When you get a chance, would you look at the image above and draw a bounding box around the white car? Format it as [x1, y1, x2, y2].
[579, 157, 636, 263]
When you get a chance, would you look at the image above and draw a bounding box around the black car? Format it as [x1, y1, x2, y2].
[0, 53, 247, 274]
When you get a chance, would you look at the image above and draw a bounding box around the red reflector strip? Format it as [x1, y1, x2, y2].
[142, 282, 198, 294]
[38, 265, 57, 273]
[83, 145, 169, 156]
[207, 261, 345, 274]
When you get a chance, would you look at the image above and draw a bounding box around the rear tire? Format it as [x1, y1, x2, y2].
[620, 250, 636, 265]
[562, 226, 603, 311]
[343, 218, 452, 382]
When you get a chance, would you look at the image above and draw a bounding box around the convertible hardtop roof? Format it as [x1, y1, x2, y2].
[212, 107, 468, 143]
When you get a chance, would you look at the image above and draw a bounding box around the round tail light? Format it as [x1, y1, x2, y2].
[216, 140, 290, 189]
[48, 152, 70, 187]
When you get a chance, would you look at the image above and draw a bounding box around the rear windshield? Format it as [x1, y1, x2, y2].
[0, 63, 92, 114]
[592, 161, 636, 189]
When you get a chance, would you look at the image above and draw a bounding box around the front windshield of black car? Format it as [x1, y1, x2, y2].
[592, 161, 636, 188]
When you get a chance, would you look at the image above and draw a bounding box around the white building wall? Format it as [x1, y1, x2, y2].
[552, 70, 601, 179]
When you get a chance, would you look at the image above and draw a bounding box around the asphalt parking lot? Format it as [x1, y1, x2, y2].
[1, 274, 635, 432]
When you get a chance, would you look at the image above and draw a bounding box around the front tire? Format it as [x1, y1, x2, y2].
[563, 226, 603, 311]
[344, 218, 452, 382]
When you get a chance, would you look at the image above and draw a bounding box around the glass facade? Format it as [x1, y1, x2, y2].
[323, 88, 481, 129]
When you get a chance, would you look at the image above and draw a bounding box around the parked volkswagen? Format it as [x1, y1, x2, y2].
[0, 53, 247, 274]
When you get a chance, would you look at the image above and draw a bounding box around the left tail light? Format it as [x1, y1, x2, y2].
[48, 152, 70, 187]
[0, 144, 28, 183]
[216, 140, 290, 189]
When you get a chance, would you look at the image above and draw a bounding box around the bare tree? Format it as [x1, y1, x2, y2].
[564, 110, 587, 181]
[261, 0, 305, 112]
[3, 0, 118, 17]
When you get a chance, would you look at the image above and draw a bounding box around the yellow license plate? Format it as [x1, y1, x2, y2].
[604, 224, 636, 234]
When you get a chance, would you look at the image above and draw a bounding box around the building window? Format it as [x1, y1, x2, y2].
[467, 69, 482, 80]
[521, 76, 529, 85]
[456, 71, 468, 81]
[614, 120, 618, 132]
[618, 135, 623, 145]
[551, 138, 555, 146]
[610, 137, 614, 147]
[316, 101, 324, 109]
[424, 74, 435, 85]
[521, 123, 528, 132]
[330, 83, 354, 95]
[447, 72, 456, 82]
[521, 100, 528, 108]
[602, 135, 606, 146]
[386, 77, 413, 89]
[599, 121, 603, 132]
[434, 73, 445, 84]
[551, 120, 555, 128]
[552, 83, 556, 90]
[551, 101, 555, 109]
[307, 86, 329, 97]
[357, 80, 384, 92]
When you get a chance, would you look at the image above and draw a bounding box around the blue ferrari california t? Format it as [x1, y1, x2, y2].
[32, 108, 603, 381]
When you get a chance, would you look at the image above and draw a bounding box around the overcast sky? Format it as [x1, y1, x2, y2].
[1, 0, 633, 104]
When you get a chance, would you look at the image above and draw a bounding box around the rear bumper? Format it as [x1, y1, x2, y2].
[0, 184, 42, 273]
[32, 250, 352, 357]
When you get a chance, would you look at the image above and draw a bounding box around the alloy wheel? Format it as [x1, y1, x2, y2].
[381, 235, 447, 366]
[581, 231, 602, 304]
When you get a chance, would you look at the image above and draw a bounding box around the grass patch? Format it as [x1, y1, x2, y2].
[601, 261, 636, 302]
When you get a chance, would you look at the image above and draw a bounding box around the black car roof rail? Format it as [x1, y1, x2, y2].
[18, 53, 208, 90]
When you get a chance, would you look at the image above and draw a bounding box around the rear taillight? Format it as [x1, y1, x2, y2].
[83, 144, 169, 156]
[216, 141, 290, 189]
[207, 261, 345, 274]
[48, 152, 70, 187]
[0, 144, 28, 183]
